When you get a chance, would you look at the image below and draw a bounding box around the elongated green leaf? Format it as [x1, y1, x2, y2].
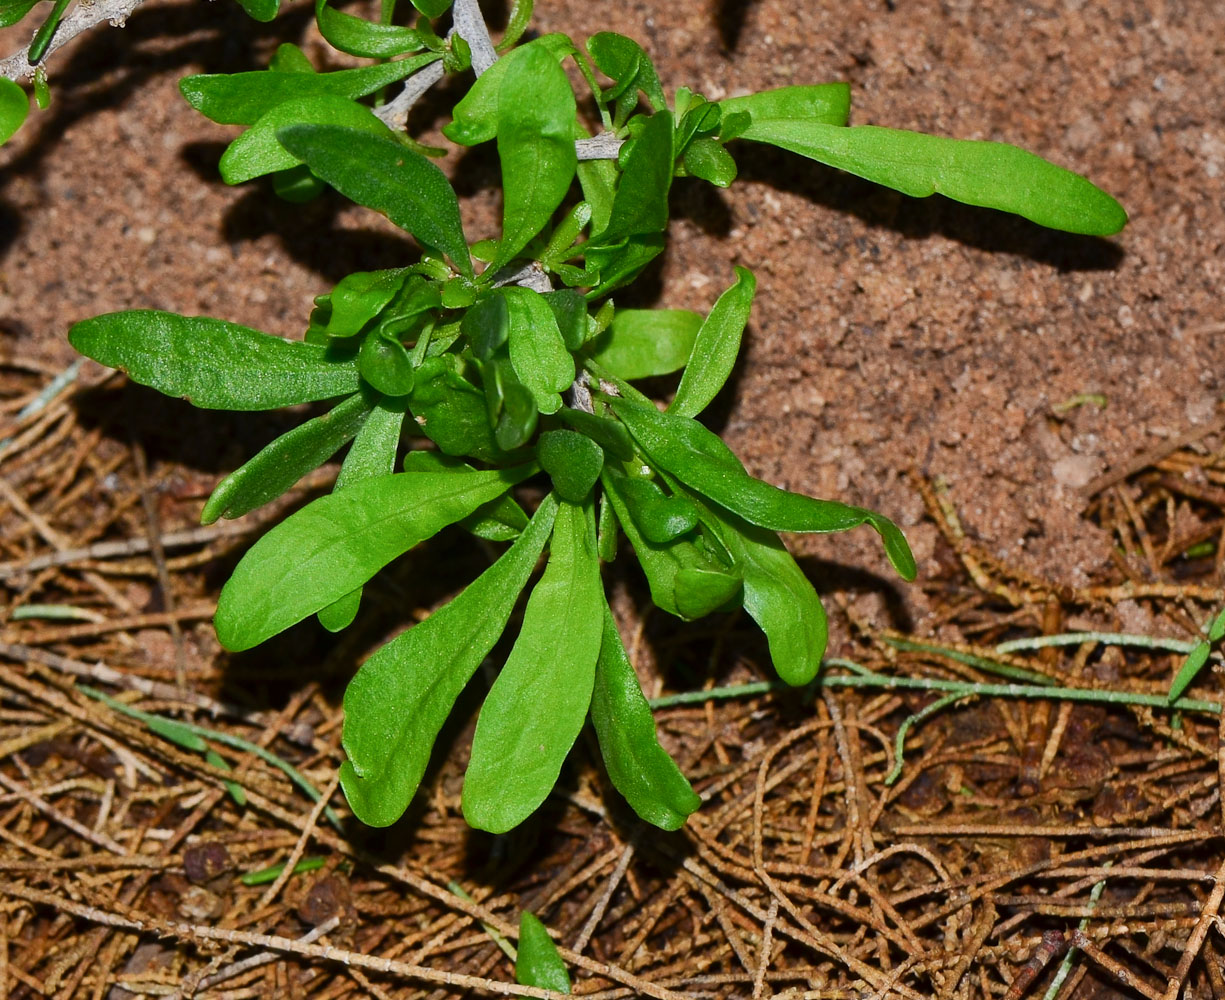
[694, 495, 827, 686]
[216, 465, 533, 651]
[411, 0, 451, 15]
[718, 83, 851, 137]
[538, 429, 603, 502]
[589, 308, 701, 381]
[1210, 607, 1225, 644]
[69, 311, 360, 410]
[277, 125, 473, 276]
[669, 267, 755, 417]
[463, 499, 603, 832]
[740, 122, 1127, 236]
[315, 0, 423, 57]
[591, 603, 700, 829]
[494, 44, 578, 269]
[321, 395, 410, 631]
[593, 110, 673, 245]
[610, 399, 916, 580]
[341, 494, 559, 827]
[219, 96, 394, 185]
[26, 0, 71, 63]
[585, 232, 665, 298]
[602, 469, 740, 620]
[515, 912, 571, 993]
[181, 53, 441, 125]
[202, 390, 374, 525]
[501, 287, 573, 415]
[336, 395, 407, 489]
[401, 450, 528, 540]
[0, 78, 28, 145]
[1168, 641, 1213, 703]
[444, 33, 575, 146]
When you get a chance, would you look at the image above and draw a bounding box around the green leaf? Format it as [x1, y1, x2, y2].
[493, 45, 578, 269]
[591, 603, 700, 829]
[146, 715, 209, 752]
[462, 294, 509, 360]
[588, 308, 701, 381]
[741, 122, 1127, 236]
[410, 0, 451, 15]
[542, 290, 589, 351]
[593, 110, 673, 245]
[669, 266, 755, 417]
[462, 492, 530, 541]
[277, 125, 473, 276]
[408, 356, 502, 460]
[271, 165, 325, 203]
[401, 450, 529, 540]
[612, 475, 697, 543]
[602, 468, 741, 621]
[315, 0, 423, 57]
[515, 912, 571, 993]
[1168, 641, 1213, 703]
[557, 408, 634, 461]
[336, 395, 408, 489]
[358, 333, 415, 396]
[269, 42, 314, 73]
[577, 155, 617, 236]
[0, 0, 40, 28]
[463, 499, 603, 832]
[585, 233, 665, 298]
[219, 96, 395, 185]
[233, 0, 279, 22]
[1208, 606, 1225, 644]
[497, 0, 533, 52]
[180, 53, 441, 125]
[693, 495, 828, 686]
[718, 83, 851, 136]
[26, 0, 71, 64]
[322, 395, 410, 631]
[0, 78, 28, 145]
[318, 587, 362, 632]
[597, 491, 617, 562]
[326, 269, 410, 338]
[482, 358, 539, 451]
[610, 399, 916, 581]
[683, 138, 737, 187]
[538, 429, 603, 502]
[215, 465, 534, 651]
[69, 311, 361, 411]
[444, 34, 575, 146]
[202, 390, 375, 525]
[501, 287, 574, 415]
[341, 494, 559, 827]
[587, 32, 666, 112]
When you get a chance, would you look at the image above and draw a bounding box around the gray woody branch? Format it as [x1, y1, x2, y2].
[1, 0, 145, 80]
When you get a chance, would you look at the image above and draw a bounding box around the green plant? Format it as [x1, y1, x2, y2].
[61, 0, 1125, 833]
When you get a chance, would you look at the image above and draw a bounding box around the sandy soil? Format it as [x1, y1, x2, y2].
[1, 0, 1222, 637]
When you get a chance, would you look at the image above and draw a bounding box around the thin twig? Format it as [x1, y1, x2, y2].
[0, 0, 145, 78]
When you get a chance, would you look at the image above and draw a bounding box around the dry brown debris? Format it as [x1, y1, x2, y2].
[3, 362, 1225, 1000]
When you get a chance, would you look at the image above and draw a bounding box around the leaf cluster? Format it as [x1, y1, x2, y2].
[67, 0, 1126, 832]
